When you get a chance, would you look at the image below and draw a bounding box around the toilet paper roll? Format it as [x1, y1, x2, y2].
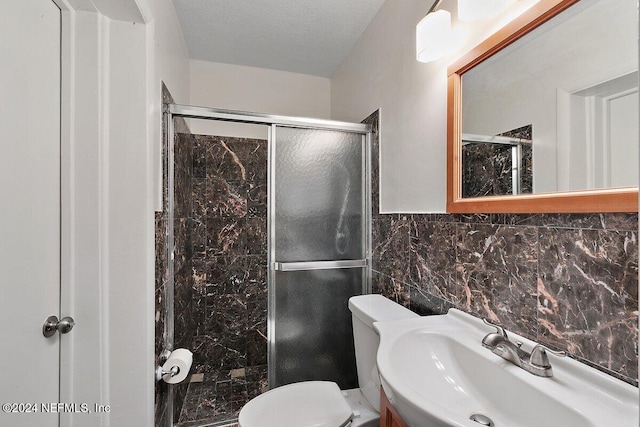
[162, 348, 193, 384]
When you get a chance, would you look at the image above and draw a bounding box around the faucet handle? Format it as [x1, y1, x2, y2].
[482, 317, 508, 338]
[530, 344, 566, 368]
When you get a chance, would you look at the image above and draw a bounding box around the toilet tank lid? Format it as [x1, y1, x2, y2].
[349, 294, 418, 328]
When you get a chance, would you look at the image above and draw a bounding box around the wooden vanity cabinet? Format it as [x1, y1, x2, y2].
[379, 387, 409, 427]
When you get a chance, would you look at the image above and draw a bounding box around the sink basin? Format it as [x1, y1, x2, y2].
[374, 309, 639, 427]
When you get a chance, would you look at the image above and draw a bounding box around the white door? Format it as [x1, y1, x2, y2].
[0, 1, 62, 426]
[608, 90, 639, 187]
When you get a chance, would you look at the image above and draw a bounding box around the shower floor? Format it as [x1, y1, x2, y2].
[176, 365, 267, 427]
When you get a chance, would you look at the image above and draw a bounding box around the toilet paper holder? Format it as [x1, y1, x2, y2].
[155, 349, 179, 382]
[156, 348, 193, 383]
[155, 365, 180, 382]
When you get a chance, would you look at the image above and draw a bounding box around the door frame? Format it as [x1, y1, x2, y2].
[54, 1, 109, 424]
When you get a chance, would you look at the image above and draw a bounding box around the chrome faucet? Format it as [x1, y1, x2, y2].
[481, 318, 566, 377]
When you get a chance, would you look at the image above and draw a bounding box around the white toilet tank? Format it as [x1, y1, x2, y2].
[348, 295, 418, 412]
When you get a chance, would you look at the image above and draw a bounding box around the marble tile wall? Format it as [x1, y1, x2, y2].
[366, 111, 638, 385]
[178, 134, 269, 426]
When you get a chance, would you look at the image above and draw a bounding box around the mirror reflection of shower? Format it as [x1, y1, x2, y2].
[462, 125, 533, 198]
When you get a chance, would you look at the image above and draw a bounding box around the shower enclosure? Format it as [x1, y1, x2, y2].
[157, 104, 372, 427]
[461, 127, 533, 198]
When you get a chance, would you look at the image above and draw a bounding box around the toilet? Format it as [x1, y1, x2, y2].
[238, 294, 418, 427]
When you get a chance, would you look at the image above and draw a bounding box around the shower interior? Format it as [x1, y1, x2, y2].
[157, 104, 372, 427]
[461, 125, 533, 198]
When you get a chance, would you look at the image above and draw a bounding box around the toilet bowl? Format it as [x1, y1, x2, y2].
[238, 294, 418, 427]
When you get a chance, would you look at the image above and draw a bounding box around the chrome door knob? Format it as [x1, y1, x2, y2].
[43, 315, 75, 338]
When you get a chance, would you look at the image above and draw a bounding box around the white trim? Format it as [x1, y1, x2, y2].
[54, 1, 75, 424]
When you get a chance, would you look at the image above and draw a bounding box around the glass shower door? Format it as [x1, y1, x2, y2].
[269, 125, 370, 389]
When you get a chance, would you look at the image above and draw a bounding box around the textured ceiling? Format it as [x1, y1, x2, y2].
[172, 0, 386, 78]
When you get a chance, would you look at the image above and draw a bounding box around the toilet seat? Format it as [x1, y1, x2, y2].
[238, 381, 353, 427]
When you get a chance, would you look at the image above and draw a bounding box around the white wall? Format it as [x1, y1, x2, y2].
[138, 0, 191, 210]
[189, 60, 331, 138]
[331, 0, 540, 212]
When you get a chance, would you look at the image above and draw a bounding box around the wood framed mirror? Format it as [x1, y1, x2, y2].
[447, 0, 638, 213]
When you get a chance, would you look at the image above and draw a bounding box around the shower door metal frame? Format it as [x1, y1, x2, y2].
[163, 103, 372, 403]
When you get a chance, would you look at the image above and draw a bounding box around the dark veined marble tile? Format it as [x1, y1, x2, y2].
[173, 382, 190, 424]
[190, 218, 206, 260]
[191, 282, 206, 336]
[409, 286, 455, 316]
[247, 292, 267, 334]
[177, 382, 202, 423]
[191, 134, 207, 179]
[492, 144, 514, 196]
[215, 379, 232, 403]
[409, 218, 456, 295]
[246, 329, 267, 367]
[449, 213, 493, 224]
[192, 333, 248, 374]
[245, 365, 268, 400]
[155, 218, 167, 291]
[206, 217, 246, 256]
[174, 263, 194, 350]
[462, 143, 495, 198]
[207, 177, 248, 218]
[602, 213, 638, 231]
[372, 215, 410, 284]
[200, 255, 252, 295]
[174, 218, 189, 273]
[539, 213, 606, 229]
[244, 255, 268, 298]
[537, 227, 639, 379]
[237, 139, 267, 184]
[192, 178, 209, 219]
[410, 214, 440, 223]
[154, 382, 170, 427]
[371, 271, 410, 308]
[247, 182, 267, 218]
[155, 284, 167, 365]
[245, 217, 267, 255]
[175, 134, 194, 220]
[202, 137, 258, 183]
[191, 382, 217, 421]
[230, 377, 248, 402]
[492, 214, 540, 226]
[520, 144, 533, 194]
[454, 224, 538, 336]
[202, 136, 244, 182]
[204, 293, 247, 335]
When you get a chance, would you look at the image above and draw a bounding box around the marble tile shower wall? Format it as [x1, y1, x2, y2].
[180, 134, 269, 424]
[365, 111, 638, 385]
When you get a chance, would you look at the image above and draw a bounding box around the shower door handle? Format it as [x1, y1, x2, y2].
[273, 259, 368, 271]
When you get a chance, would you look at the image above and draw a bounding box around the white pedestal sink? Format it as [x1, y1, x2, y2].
[374, 309, 638, 427]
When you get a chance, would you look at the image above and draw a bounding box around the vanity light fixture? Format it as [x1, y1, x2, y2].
[416, 0, 452, 63]
[417, 0, 528, 63]
[457, 0, 510, 22]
